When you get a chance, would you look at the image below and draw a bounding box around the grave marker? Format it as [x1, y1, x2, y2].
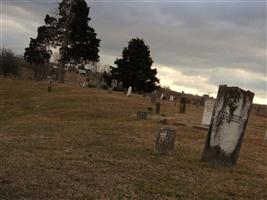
[111, 79, 118, 89]
[127, 86, 132, 97]
[201, 99, 216, 127]
[179, 97, 187, 113]
[137, 111, 147, 120]
[118, 81, 123, 89]
[155, 126, 176, 155]
[201, 85, 254, 166]
[155, 102, 160, 114]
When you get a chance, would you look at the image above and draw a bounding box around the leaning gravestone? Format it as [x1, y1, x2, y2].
[155, 126, 176, 155]
[179, 97, 187, 113]
[201, 98, 216, 127]
[155, 102, 160, 114]
[201, 85, 254, 166]
[127, 86, 132, 97]
[111, 79, 118, 89]
[137, 111, 147, 120]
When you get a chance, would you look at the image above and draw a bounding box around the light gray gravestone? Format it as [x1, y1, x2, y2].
[155, 126, 176, 155]
[127, 86, 132, 97]
[201, 85, 254, 166]
[118, 81, 123, 89]
[111, 79, 118, 89]
[201, 98, 216, 127]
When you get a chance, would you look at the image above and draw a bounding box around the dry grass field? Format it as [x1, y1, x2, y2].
[0, 78, 266, 200]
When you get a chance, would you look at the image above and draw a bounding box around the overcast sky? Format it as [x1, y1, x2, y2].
[1, 0, 267, 104]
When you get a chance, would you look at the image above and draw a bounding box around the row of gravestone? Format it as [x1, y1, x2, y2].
[152, 85, 256, 166]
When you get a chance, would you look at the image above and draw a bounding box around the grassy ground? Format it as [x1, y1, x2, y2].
[0, 78, 266, 200]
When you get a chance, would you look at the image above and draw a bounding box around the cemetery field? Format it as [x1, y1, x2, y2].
[1, 78, 267, 200]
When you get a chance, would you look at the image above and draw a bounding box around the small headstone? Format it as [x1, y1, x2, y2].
[127, 86, 132, 97]
[147, 107, 153, 114]
[160, 93, 164, 100]
[155, 126, 176, 155]
[179, 97, 187, 113]
[48, 86, 52, 93]
[155, 102, 160, 114]
[150, 91, 157, 103]
[118, 81, 123, 89]
[201, 98, 216, 127]
[158, 117, 167, 125]
[201, 85, 254, 166]
[111, 79, 118, 89]
[169, 95, 174, 101]
[137, 111, 147, 120]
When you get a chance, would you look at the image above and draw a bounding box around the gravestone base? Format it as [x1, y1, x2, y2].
[155, 126, 176, 155]
[137, 111, 148, 120]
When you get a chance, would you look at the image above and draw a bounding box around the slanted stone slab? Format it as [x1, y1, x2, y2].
[201, 85, 254, 166]
[137, 111, 147, 120]
[155, 126, 176, 155]
[155, 102, 160, 114]
[127, 86, 132, 97]
[179, 97, 187, 113]
[201, 98, 216, 127]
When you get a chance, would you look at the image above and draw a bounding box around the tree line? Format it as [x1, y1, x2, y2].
[22, 0, 159, 93]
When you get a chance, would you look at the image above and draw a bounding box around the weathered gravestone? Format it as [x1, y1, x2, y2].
[179, 97, 187, 113]
[111, 79, 118, 89]
[201, 98, 216, 127]
[117, 81, 123, 89]
[137, 111, 148, 120]
[170, 95, 174, 101]
[155, 102, 160, 114]
[160, 93, 164, 100]
[201, 85, 254, 166]
[127, 86, 132, 97]
[158, 117, 167, 125]
[147, 107, 153, 114]
[155, 126, 176, 155]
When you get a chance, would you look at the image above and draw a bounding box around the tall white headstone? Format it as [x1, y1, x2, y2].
[160, 93, 164, 100]
[170, 95, 174, 101]
[201, 99, 216, 127]
[127, 86, 132, 97]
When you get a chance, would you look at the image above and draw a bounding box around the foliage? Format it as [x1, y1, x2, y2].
[0, 48, 20, 77]
[111, 38, 159, 93]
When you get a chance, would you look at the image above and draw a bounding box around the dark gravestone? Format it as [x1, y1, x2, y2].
[147, 107, 153, 114]
[179, 97, 187, 113]
[155, 102, 160, 114]
[201, 85, 254, 166]
[117, 81, 123, 89]
[48, 86, 52, 93]
[137, 111, 148, 120]
[155, 126, 176, 155]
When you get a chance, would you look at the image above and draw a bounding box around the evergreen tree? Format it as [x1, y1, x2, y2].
[111, 38, 159, 93]
[57, 0, 100, 82]
[24, 14, 56, 80]
[24, 0, 100, 83]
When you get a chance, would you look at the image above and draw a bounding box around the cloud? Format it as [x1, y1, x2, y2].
[1, 0, 266, 104]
